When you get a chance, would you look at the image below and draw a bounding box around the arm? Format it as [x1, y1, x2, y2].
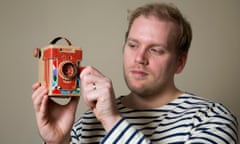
[32, 82, 79, 144]
[79, 66, 238, 143]
[100, 106, 238, 144]
[101, 118, 152, 144]
[80, 66, 152, 144]
[186, 103, 239, 144]
[80, 66, 122, 132]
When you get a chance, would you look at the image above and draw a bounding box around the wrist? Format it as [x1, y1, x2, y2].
[43, 136, 71, 144]
[101, 114, 122, 132]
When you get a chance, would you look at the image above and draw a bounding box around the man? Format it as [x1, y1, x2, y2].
[32, 2, 238, 144]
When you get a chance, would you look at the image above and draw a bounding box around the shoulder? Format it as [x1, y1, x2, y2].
[181, 93, 239, 142]
[178, 93, 232, 112]
[179, 93, 236, 119]
[170, 93, 238, 133]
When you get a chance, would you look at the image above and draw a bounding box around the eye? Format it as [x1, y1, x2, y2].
[149, 47, 165, 55]
[127, 41, 137, 49]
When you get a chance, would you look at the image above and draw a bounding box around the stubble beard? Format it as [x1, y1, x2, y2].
[124, 70, 165, 100]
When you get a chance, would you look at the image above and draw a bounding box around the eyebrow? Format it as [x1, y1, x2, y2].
[126, 38, 168, 49]
[126, 38, 138, 43]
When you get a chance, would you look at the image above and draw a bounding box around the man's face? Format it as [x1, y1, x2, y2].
[123, 16, 183, 98]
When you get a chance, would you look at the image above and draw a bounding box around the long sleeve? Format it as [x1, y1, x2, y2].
[71, 94, 239, 144]
[185, 103, 239, 144]
[101, 118, 152, 144]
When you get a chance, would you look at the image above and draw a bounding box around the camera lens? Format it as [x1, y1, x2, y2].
[60, 62, 77, 80]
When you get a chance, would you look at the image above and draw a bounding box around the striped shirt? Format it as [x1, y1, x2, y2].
[71, 93, 239, 144]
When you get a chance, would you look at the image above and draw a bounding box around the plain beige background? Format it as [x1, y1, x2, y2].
[0, 0, 239, 143]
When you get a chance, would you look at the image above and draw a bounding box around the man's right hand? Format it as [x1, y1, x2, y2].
[32, 82, 79, 144]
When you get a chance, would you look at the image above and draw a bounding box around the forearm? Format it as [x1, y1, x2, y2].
[101, 118, 152, 144]
[43, 134, 71, 144]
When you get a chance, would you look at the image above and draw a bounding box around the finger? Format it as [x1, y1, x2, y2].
[80, 66, 104, 80]
[80, 66, 93, 78]
[37, 95, 53, 127]
[32, 86, 48, 112]
[81, 74, 101, 87]
[82, 81, 96, 108]
[67, 96, 80, 112]
[32, 85, 48, 100]
[32, 82, 41, 91]
[81, 73, 110, 92]
[84, 92, 97, 110]
[82, 76, 112, 97]
[83, 82, 106, 105]
[39, 95, 49, 117]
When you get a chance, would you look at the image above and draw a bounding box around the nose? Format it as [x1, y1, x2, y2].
[135, 49, 148, 65]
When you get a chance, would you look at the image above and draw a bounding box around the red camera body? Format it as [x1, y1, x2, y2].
[34, 37, 83, 97]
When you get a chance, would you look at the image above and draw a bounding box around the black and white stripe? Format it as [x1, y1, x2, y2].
[71, 93, 238, 144]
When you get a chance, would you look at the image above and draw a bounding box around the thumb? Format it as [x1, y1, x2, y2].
[66, 96, 80, 112]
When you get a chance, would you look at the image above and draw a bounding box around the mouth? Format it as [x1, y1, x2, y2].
[130, 69, 148, 79]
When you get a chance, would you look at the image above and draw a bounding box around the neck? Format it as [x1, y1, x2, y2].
[122, 88, 182, 109]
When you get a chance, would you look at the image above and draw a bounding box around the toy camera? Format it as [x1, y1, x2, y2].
[34, 37, 83, 97]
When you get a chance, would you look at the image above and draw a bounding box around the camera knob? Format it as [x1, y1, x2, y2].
[33, 48, 41, 58]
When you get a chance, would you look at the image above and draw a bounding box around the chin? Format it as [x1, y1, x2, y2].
[127, 83, 150, 95]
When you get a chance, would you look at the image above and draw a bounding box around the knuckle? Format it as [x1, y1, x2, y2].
[105, 77, 112, 85]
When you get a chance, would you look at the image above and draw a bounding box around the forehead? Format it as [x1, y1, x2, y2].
[129, 16, 176, 47]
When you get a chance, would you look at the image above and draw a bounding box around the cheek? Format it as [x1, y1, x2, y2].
[165, 58, 178, 74]
[149, 58, 174, 75]
[123, 52, 129, 73]
[123, 50, 133, 66]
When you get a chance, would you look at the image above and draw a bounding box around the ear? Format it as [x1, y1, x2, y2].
[175, 53, 187, 74]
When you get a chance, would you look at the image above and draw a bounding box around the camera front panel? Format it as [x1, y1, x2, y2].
[47, 58, 81, 96]
[42, 46, 82, 96]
